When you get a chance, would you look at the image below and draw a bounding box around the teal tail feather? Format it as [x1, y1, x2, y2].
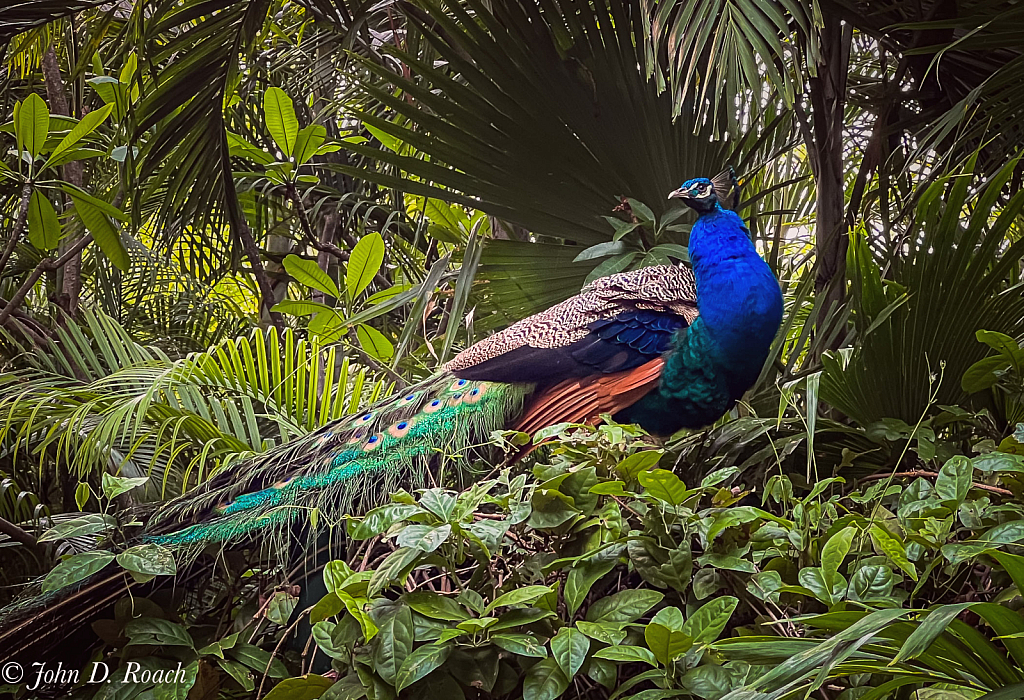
[145, 373, 532, 556]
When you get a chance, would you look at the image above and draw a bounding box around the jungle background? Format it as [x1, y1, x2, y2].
[1, 0, 1024, 698]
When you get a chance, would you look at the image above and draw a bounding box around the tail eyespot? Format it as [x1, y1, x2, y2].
[363, 434, 382, 451]
[388, 419, 414, 438]
[465, 384, 488, 404]
[448, 392, 464, 407]
[450, 379, 469, 391]
[424, 398, 444, 414]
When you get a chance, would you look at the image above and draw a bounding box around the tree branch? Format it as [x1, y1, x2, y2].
[0, 182, 34, 279]
[0, 235, 92, 327]
[0, 515, 41, 552]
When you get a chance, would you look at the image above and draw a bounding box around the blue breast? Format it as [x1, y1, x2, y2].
[616, 205, 783, 434]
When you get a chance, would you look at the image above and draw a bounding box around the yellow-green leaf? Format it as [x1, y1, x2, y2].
[283, 254, 340, 297]
[68, 191, 129, 271]
[346, 232, 385, 299]
[27, 189, 61, 250]
[356, 324, 394, 361]
[18, 93, 49, 158]
[264, 87, 298, 157]
[43, 103, 115, 170]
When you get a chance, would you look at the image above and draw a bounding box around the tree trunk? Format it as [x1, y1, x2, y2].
[808, 16, 852, 305]
[41, 45, 85, 317]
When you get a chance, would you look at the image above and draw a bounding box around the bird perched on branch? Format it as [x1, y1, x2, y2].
[0, 170, 783, 662]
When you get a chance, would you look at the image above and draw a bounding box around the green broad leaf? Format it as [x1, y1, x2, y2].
[490, 607, 557, 631]
[587, 657, 617, 690]
[294, 124, 327, 165]
[347, 233, 386, 299]
[576, 621, 627, 646]
[228, 643, 288, 677]
[616, 450, 663, 480]
[584, 252, 637, 286]
[573, 240, 628, 262]
[311, 621, 346, 661]
[486, 585, 554, 613]
[18, 93, 49, 159]
[565, 555, 618, 615]
[67, 190, 129, 271]
[27, 189, 61, 250]
[101, 472, 148, 499]
[217, 659, 255, 691]
[262, 674, 334, 700]
[265, 590, 298, 625]
[226, 131, 274, 165]
[337, 591, 378, 642]
[651, 606, 684, 630]
[935, 455, 973, 504]
[592, 645, 658, 666]
[198, 631, 239, 658]
[124, 618, 194, 648]
[963, 355, 1007, 393]
[638, 469, 690, 505]
[522, 657, 570, 700]
[264, 87, 299, 157]
[349, 503, 424, 540]
[976, 329, 1021, 356]
[492, 633, 548, 658]
[405, 591, 469, 621]
[38, 513, 116, 542]
[589, 481, 628, 496]
[396, 523, 452, 553]
[272, 299, 333, 316]
[283, 254, 341, 297]
[374, 606, 414, 685]
[62, 184, 127, 220]
[821, 526, 857, 591]
[681, 596, 738, 645]
[869, 525, 918, 581]
[798, 567, 847, 604]
[43, 103, 114, 169]
[551, 626, 590, 680]
[626, 198, 656, 223]
[75, 482, 91, 510]
[395, 643, 452, 692]
[585, 589, 664, 624]
[368, 547, 422, 596]
[116, 543, 177, 578]
[356, 324, 394, 361]
[310, 593, 345, 624]
[644, 622, 692, 665]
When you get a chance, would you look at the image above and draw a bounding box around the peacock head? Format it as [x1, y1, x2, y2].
[667, 177, 718, 214]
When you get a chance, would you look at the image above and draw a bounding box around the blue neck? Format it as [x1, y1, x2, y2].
[688, 204, 783, 386]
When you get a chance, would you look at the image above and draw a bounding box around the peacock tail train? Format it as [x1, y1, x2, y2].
[144, 374, 533, 556]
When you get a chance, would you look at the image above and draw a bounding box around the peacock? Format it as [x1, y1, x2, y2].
[0, 172, 783, 663]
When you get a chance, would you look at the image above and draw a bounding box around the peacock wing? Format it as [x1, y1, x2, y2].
[445, 265, 697, 384]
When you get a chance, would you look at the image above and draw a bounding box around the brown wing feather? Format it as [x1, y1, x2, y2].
[513, 357, 665, 435]
[446, 266, 696, 373]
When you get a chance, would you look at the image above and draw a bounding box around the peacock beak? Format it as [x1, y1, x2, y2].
[668, 188, 687, 200]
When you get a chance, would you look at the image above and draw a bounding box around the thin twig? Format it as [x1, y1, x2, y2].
[859, 470, 1014, 497]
